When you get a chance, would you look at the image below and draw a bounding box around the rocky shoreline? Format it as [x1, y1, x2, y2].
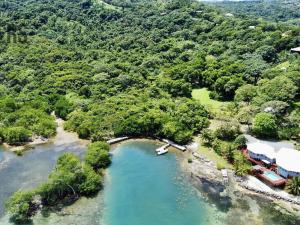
[236, 178, 300, 205]
[182, 142, 300, 215]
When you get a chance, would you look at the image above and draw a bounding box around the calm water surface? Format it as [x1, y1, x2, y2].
[0, 141, 86, 217]
[0, 140, 300, 225]
[102, 141, 219, 225]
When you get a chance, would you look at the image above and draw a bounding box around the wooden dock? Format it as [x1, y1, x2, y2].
[107, 137, 130, 145]
[221, 169, 229, 184]
[161, 139, 187, 151]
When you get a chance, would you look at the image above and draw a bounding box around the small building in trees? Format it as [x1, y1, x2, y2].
[291, 47, 300, 53]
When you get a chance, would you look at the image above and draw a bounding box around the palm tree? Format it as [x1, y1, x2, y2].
[286, 177, 300, 196]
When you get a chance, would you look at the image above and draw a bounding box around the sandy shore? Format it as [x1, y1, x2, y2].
[1, 117, 89, 153]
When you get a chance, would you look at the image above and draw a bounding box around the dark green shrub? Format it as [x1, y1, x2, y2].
[252, 112, 277, 138]
[201, 129, 215, 147]
[234, 135, 247, 148]
[278, 127, 300, 140]
[54, 97, 73, 120]
[5, 191, 35, 224]
[3, 127, 32, 145]
[85, 142, 111, 171]
[214, 122, 240, 141]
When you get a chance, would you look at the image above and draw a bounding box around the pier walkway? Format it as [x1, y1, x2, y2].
[107, 137, 130, 145]
[161, 139, 187, 151]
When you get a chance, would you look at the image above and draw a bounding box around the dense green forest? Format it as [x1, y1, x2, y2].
[0, 0, 299, 146]
[206, 0, 300, 24]
[1, 0, 300, 222]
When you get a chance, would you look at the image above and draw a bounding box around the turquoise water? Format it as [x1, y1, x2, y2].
[102, 141, 216, 225]
[0, 140, 222, 225]
[1, 140, 300, 225]
[264, 171, 282, 181]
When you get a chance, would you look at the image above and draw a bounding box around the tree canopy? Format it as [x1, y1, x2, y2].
[0, 0, 299, 144]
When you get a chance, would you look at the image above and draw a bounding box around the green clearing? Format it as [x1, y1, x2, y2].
[273, 61, 290, 70]
[192, 88, 223, 108]
[94, 0, 120, 10]
[195, 137, 233, 170]
[192, 88, 230, 117]
[198, 144, 232, 170]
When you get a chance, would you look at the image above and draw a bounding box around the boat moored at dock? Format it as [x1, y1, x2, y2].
[156, 144, 170, 155]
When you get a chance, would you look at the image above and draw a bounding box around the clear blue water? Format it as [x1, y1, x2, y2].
[264, 171, 282, 181]
[1, 140, 300, 225]
[102, 141, 214, 225]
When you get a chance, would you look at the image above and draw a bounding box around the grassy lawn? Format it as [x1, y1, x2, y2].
[94, 0, 120, 10]
[192, 89, 237, 169]
[274, 61, 290, 70]
[192, 88, 231, 118]
[196, 138, 233, 170]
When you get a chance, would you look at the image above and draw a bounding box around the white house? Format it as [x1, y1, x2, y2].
[247, 142, 300, 178]
[247, 142, 277, 164]
[291, 47, 300, 53]
[276, 148, 300, 178]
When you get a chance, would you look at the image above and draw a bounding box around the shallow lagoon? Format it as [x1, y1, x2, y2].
[102, 141, 222, 225]
[0, 140, 300, 225]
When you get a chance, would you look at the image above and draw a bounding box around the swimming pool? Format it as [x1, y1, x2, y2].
[263, 171, 282, 181]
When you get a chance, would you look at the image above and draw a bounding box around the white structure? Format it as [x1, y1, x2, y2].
[107, 137, 129, 144]
[291, 47, 300, 53]
[162, 139, 186, 151]
[247, 142, 277, 164]
[221, 169, 228, 184]
[247, 142, 300, 178]
[276, 148, 300, 178]
[225, 13, 234, 17]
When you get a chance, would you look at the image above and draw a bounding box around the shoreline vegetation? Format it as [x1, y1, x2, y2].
[3, 132, 300, 223]
[1, 0, 300, 223]
[5, 141, 111, 224]
[1, 112, 58, 154]
[1, 117, 72, 155]
[2, 104, 299, 222]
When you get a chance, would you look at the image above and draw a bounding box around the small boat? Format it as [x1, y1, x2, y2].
[156, 144, 169, 152]
[157, 148, 168, 155]
[156, 144, 169, 155]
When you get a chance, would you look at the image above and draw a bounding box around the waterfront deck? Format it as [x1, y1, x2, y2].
[107, 137, 130, 145]
[243, 149, 286, 187]
[161, 139, 187, 151]
[252, 165, 286, 187]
